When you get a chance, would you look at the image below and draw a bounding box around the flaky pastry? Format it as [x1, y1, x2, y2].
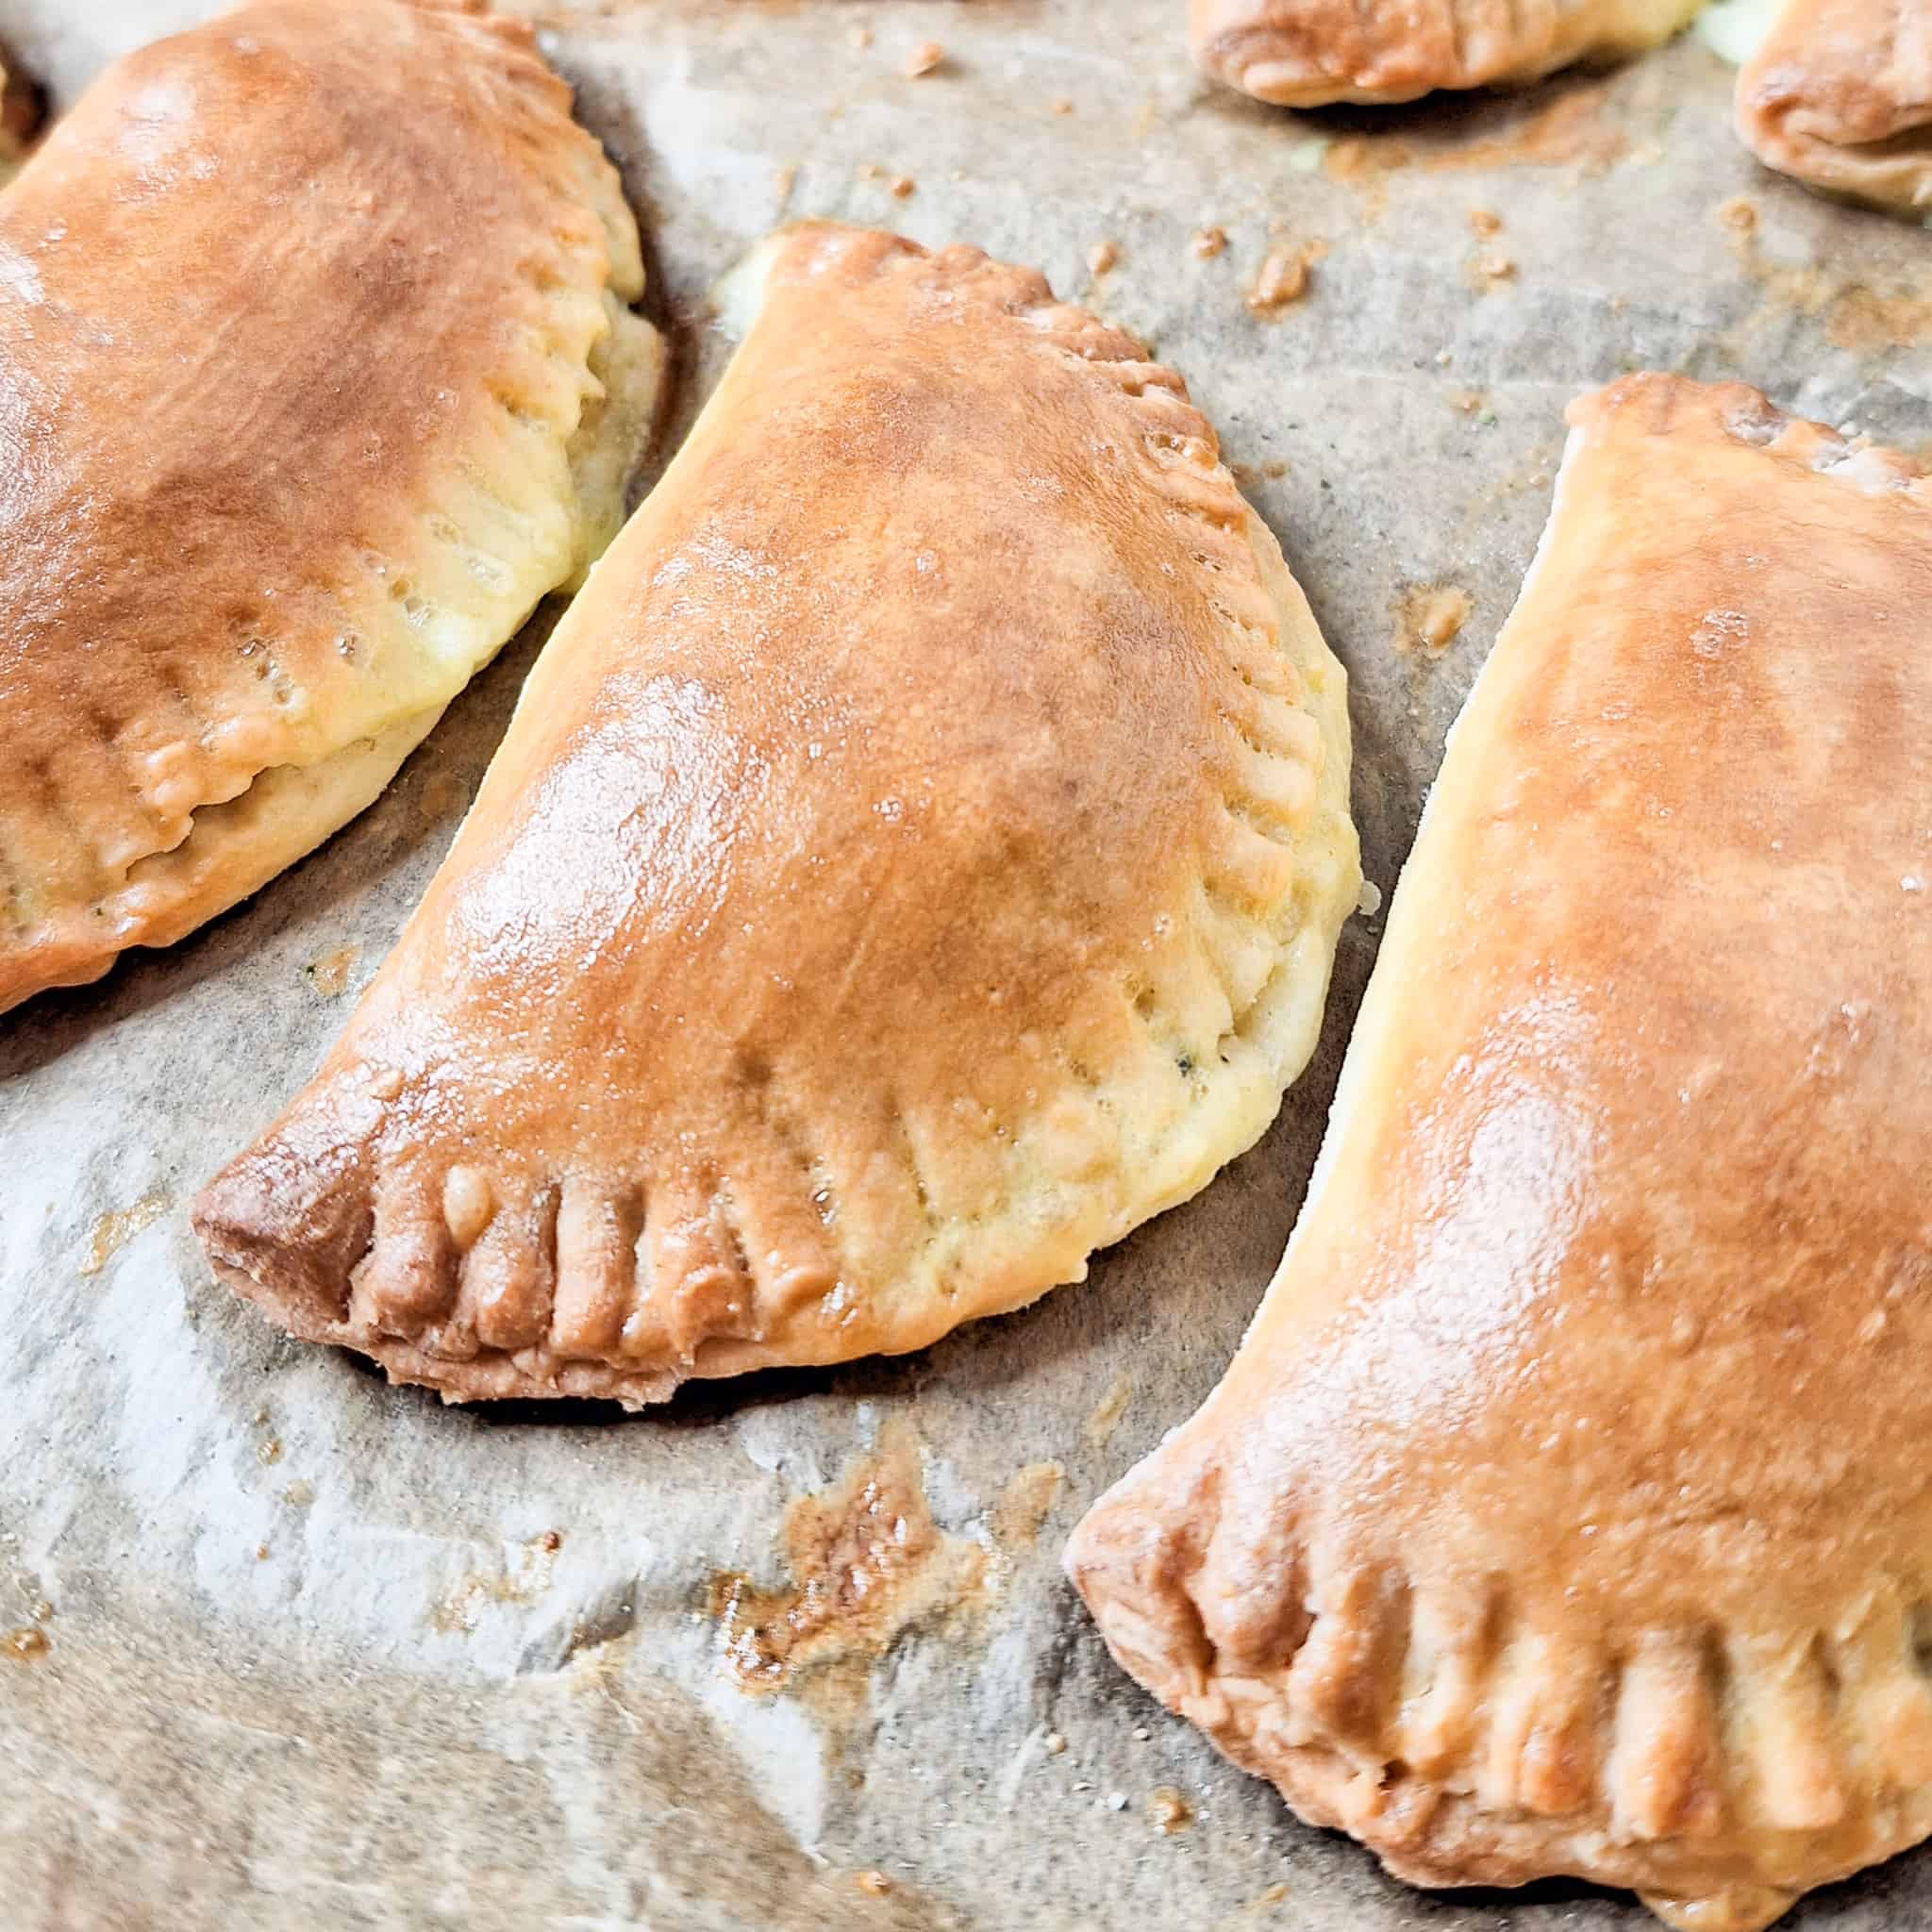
[193, 222, 1360, 1407]
[1069, 375, 1932, 1932]
[1191, 0, 1699, 105]
[1736, 0, 1932, 213]
[0, 0, 663, 1013]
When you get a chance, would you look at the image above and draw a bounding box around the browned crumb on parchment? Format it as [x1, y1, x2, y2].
[1467, 247, 1516, 291]
[1087, 239, 1119, 276]
[430, 1531, 564, 1636]
[1147, 1785, 1194, 1832]
[855, 1870, 893, 1897]
[78, 1191, 172, 1277]
[1191, 225, 1226, 259]
[1247, 242, 1324, 316]
[991, 1460, 1064, 1548]
[306, 943, 358, 997]
[706, 1418, 990, 1697]
[1395, 584, 1474, 655]
[1084, 1374, 1133, 1449]
[902, 40, 943, 77]
[5, 1625, 49, 1662]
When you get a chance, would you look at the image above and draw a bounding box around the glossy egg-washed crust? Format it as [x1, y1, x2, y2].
[0, 0, 663, 1014]
[1068, 376, 1932, 1932]
[193, 222, 1360, 1408]
[1737, 0, 1932, 213]
[1189, 0, 1700, 105]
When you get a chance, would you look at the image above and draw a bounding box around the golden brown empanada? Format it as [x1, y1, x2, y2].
[1068, 375, 1932, 1932]
[1191, 0, 1699, 104]
[1737, 0, 1932, 213]
[192, 222, 1360, 1408]
[0, 0, 663, 1013]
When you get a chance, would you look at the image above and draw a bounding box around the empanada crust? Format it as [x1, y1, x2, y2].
[0, 0, 663, 1013]
[1737, 0, 1932, 212]
[192, 223, 1360, 1407]
[1190, 0, 1699, 105]
[1068, 376, 1932, 1932]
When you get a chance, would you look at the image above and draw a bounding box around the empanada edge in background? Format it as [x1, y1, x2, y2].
[1068, 374, 1932, 1932]
[193, 220, 1361, 1408]
[1190, 0, 1702, 107]
[1735, 0, 1932, 214]
[0, 0, 665, 1015]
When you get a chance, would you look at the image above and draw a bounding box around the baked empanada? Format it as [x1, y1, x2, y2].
[1068, 375, 1932, 1932]
[0, 0, 663, 1013]
[192, 222, 1360, 1408]
[1191, 0, 1699, 105]
[1736, 0, 1932, 213]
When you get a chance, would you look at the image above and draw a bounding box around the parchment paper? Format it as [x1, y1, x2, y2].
[3, 3, 1928, 1926]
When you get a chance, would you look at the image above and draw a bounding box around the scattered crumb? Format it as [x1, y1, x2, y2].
[772, 163, 796, 207]
[1717, 195, 1757, 232]
[283, 1479, 315, 1508]
[889, 175, 915, 199]
[1262, 459, 1287, 480]
[1247, 245, 1310, 315]
[78, 1192, 172, 1277]
[306, 942, 357, 997]
[1471, 248, 1516, 287]
[1468, 208, 1503, 237]
[991, 1461, 1064, 1547]
[1107, 1790, 1128, 1812]
[1148, 1786, 1194, 1833]
[1132, 1725, 1151, 1740]
[1087, 239, 1119, 276]
[1045, 1731, 1068, 1756]
[848, 24, 872, 50]
[1247, 1882, 1291, 1911]
[1357, 877, 1384, 918]
[1049, 95, 1073, 115]
[1396, 585, 1474, 656]
[254, 1543, 270, 1561]
[1085, 1374, 1132, 1449]
[1453, 390, 1484, 414]
[258, 1438, 283, 1466]
[1191, 225, 1226, 260]
[30, 1600, 52, 1623]
[903, 40, 943, 77]
[540, 1529, 563, 1555]
[855, 1871, 893, 1898]
[5, 1627, 49, 1662]
[251, 1406, 269, 1425]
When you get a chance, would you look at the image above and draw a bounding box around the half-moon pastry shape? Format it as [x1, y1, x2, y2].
[1191, 0, 1699, 104]
[192, 222, 1360, 1409]
[1067, 375, 1932, 1932]
[1736, 0, 1932, 213]
[0, 0, 664, 1014]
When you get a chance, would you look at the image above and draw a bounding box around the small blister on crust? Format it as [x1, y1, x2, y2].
[1068, 375, 1932, 1932]
[0, 0, 664, 1013]
[193, 221, 1361, 1408]
[1735, 0, 1932, 214]
[1189, 0, 1701, 106]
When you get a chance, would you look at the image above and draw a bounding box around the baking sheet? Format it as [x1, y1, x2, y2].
[2, 2, 1928, 1925]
